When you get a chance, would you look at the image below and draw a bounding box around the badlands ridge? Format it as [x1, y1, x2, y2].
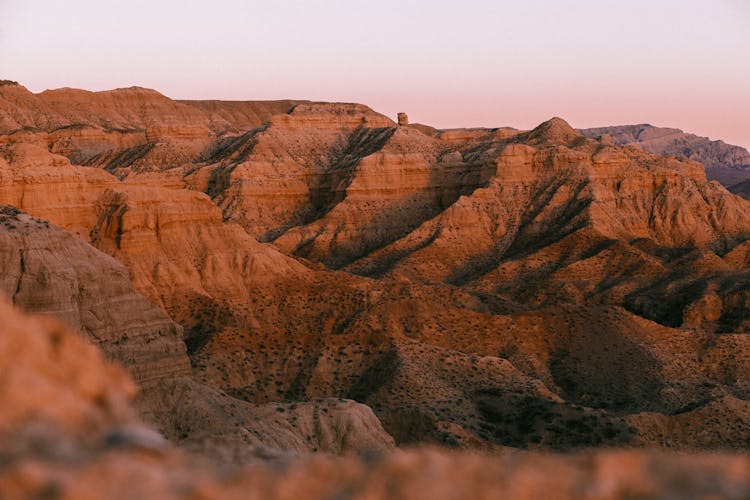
[2, 81, 750, 496]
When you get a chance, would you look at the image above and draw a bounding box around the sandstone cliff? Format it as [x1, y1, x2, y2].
[0, 205, 190, 386]
[0, 201, 393, 459]
[5, 84, 750, 455]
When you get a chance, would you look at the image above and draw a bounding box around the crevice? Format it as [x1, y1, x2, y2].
[12, 249, 25, 303]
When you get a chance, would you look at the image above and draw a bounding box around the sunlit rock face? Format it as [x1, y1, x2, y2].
[4, 83, 750, 468]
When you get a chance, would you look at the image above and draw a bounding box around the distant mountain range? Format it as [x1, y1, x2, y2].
[581, 124, 750, 196]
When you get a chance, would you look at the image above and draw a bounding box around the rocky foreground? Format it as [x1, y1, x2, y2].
[3, 81, 750, 496]
[2, 298, 750, 499]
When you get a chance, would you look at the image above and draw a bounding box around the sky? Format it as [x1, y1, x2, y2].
[0, 0, 748, 149]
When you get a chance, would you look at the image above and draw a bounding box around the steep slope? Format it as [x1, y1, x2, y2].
[0, 205, 395, 458]
[196, 102, 396, 240]
[2, 299, 750, 499]
[0, 143, 398, 456]
[0, 143, 119, 236]
[185, 117, 750, 449]
[89, 183, 317, 353]
[274, 126, 495, 267]
[6, 83, 750, 454]
[0, 83, 309, 176]
[0, 205, 190, 386]
[343, 120, 749, 282]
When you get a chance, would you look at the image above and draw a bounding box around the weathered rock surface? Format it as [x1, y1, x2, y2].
[197, 103, 395, 240]
[0, 297, 748, 499]
[0, 143, 119, 237]
[0, 205, 190, 386]
[581, 123, 750, 193]
[138, 379, 394, 461]
[0, 201, 393, 460]
[6, 83, 750, 459]
[0, 83, 310, 178]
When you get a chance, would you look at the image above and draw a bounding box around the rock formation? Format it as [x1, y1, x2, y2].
[5, 82, 750, 488]
[2, 298, 750, 499]
[0, 204, 394, 459]
[581, 123, 750, 193]
[0, 204, 190, 386]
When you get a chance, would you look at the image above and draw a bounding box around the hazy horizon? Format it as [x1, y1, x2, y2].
[1, 0, 748, 149]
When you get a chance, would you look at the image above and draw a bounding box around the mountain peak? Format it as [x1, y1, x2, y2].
[523, 116, 582, 146]
[108, 85, 166, 96]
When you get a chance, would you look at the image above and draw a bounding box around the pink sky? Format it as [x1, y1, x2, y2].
[1, 0, 748, 149]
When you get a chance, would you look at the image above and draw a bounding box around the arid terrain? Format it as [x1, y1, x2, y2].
[3, 80, 750, 497]
[581, 124, 750, 192]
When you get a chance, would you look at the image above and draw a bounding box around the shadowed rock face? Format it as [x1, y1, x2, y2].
[5, 83, 750, 465]
[0, 215, 395, 459]
[2, 298, 750, 499]
[0, 205, 191, 387]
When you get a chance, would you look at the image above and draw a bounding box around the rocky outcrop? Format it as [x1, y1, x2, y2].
[0, 205, 191, 386]
[0, 143, 119, 237]
[3, 298, 750, 498]
[88, 183, 315, 354]
[138, 379, 394, 461]
[274, 126, 495, 267]
[293, 119, 749, 281]
[0, 228, 394, 458]
[580, 123, 750, 190]
[0, 84, 309, 177]
[201, 103, 396, 240]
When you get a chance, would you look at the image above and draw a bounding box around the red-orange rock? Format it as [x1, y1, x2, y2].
[5, 83, 750, 458]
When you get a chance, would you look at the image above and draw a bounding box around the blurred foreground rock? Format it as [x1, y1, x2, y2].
[0, 298, 749, 499]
